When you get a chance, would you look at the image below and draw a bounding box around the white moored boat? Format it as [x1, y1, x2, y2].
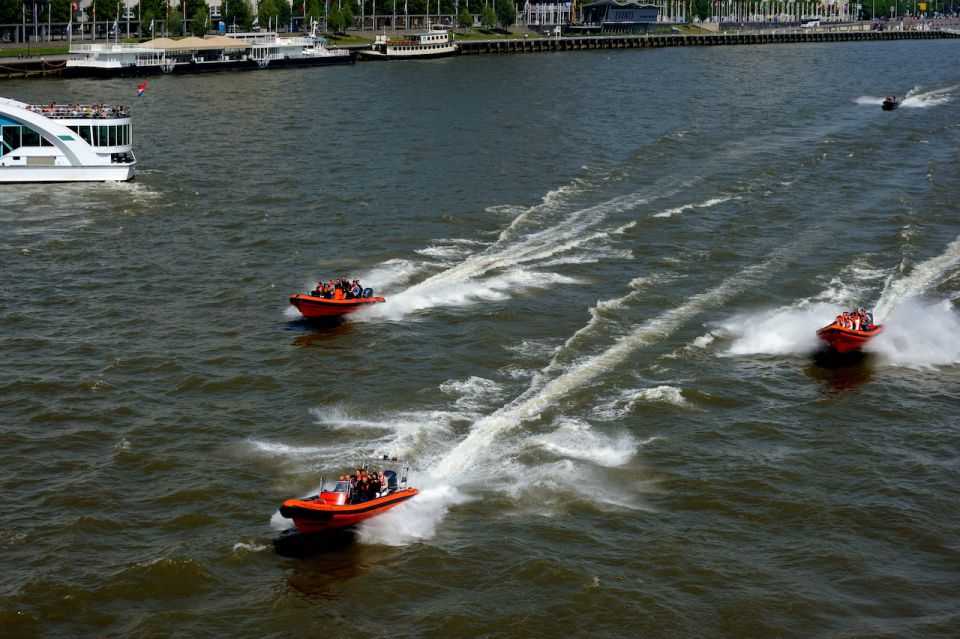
[361, 22, 459, 60]
[0, 98, 135, 182]
[65, 31, 353, 78]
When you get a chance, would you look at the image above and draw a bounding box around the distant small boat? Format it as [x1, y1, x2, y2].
[881, 95, 900, 111]
[290, 292, 385, 318]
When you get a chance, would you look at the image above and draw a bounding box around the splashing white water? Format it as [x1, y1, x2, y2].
[721, 303, 838, 357]
[867, 300, 960, 369]
[855, 86, 953, 109]
[900, 85, 954, 108]
[355, 482, 469, 546]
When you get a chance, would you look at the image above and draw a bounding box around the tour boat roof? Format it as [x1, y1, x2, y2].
[0, 99, 130, 121]
[203, 34, 254, 49]
[140, 36, 251, 50]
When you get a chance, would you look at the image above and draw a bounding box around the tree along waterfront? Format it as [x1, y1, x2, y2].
[1, 0, 957, 44]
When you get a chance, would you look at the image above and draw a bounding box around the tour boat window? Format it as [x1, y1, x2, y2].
[2, 125, 21, 151]
[77, 126, 92, 144]
[21, 127, 40, 147]
[108, 126, 117, 146]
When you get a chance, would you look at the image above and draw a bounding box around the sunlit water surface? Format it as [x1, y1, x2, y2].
[1, 40, 959, 638]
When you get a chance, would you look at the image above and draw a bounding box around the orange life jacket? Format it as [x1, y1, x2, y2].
[333, 288, 344, 300]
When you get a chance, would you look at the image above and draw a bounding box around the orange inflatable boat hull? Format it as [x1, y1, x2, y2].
[816, 322, 883, 353]
[290, 293, 385, 318]
[279, 488, 418, 533]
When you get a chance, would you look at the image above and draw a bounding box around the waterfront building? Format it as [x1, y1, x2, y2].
[579, 0, 662, 32]
[523, 0, 575, 30]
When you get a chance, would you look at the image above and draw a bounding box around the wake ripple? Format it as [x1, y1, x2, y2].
[432, 241, 802, 479]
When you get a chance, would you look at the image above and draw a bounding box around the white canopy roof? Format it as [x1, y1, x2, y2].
[139, 36, 251, 51]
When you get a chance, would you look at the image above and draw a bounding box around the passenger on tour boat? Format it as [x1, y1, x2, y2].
[312, 276, 373, 300]
[339, 467, 389, 505]
[834, 307, 875, 331]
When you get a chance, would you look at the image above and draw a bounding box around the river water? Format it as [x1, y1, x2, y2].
[1, 39, 959, 637]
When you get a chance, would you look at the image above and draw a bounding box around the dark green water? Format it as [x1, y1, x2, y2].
[1, 40, 959, 638]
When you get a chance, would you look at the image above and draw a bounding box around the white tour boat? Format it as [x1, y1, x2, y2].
[0, 97, 135, 182]
[65, 31, 353, 78]
[361, 22, 459, 60]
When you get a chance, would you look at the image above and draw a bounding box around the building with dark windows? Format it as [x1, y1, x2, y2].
[578, 0, 661, 33]
[523, 1, 575, 31]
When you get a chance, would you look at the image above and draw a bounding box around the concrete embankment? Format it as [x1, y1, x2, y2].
[0, 28, 956, 78]
[458, 28, 959, 55]
[0, 57, 67, 79]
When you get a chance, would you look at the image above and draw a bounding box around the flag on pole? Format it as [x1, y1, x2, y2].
[137, 81, 147, 96]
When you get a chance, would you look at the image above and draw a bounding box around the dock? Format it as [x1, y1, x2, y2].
[458, 28, 959, 55]
[0, 27, 957, 78]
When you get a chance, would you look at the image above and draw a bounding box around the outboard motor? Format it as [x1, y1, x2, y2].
[363, 288, 374, 298]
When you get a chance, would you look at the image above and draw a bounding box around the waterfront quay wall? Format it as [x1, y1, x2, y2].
[458, 29, 959, 55]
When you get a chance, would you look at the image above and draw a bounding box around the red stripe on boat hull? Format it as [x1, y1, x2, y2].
[816, 323, 883, 353]
[290, 293, 386, 318]
[280, 489, 418, 533]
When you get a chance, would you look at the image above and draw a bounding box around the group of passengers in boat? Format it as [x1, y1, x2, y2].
[835, 307, 875, 331]
[29, 102, 129, 119]
[340, 468, 389, 504]
[312, 276, 372, 300]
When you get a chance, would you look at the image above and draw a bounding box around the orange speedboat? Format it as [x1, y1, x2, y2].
[290, 292, 385, 318]
[817, 309, 883, 353]
[279, 458, 417, 534]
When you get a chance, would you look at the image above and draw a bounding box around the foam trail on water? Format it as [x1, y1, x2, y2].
[525, 419, 637, 467]
[875, 234, 960, 319]
[653, 196, 734, 219]
[493, 178, 586, 241]
[593, 386, 689, 421]
[361, 258, 432, 292]
[364, 270, 583, 320]
[529, 273, 677, 389]
[433, 245, 797, 479]
[362, 187, 669, 320]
